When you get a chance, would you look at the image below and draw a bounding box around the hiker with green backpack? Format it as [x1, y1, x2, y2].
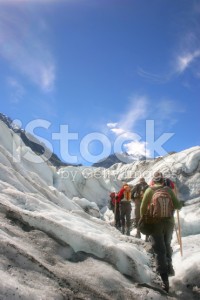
[139, 171, 182, 293]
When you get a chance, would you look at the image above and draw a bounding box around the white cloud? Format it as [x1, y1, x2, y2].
[107, 96, 148, 137]
[124, 140, 150, 157]
[107, 122, 118, 129]
[106, 96, 149, 157]
[110, 128, 125, 135]
[106, 96, 184, 158]
[0, 7, 55, 92]
[138, 48, 200, 83]
[176, 50, 200, 73]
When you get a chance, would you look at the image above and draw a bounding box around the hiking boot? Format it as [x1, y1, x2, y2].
[163, 280, 169, 293]
[115, 224, 121, 230]
[168, 264, 175, 276]
[160, 273, 169, 293]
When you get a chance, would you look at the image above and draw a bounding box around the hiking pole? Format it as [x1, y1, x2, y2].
[177, 209, 183, 256]
[173, 184, 181, 246]
[174, 223, 180, 245]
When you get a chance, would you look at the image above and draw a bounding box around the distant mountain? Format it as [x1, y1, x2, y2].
[92, 152, 146, 168]
[0, 113, 81, 168]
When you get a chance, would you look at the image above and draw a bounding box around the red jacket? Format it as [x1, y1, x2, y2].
[117, 187, 126, 202]
[110, 192, 120, 204]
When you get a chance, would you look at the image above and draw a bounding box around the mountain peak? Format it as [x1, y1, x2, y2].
[92, 152, 146, 168]
[0, 112, 81, 168]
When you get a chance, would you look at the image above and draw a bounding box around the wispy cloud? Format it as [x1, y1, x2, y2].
[173, 11, 200, 78]
[138, 47, 200, 84]
[0, 6, 55, 92]
[138, 4, 200, 85]
[106, 96, 150, 157]
[108, 95, 148, 136]
[137, 67, 170, 84]
[106, 96, 185, 158]
[175, 50, 200, 73]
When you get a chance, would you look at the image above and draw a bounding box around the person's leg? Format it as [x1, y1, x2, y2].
[115, 204, 121, 229]
[134, 199, 140, 226]
[151, 233, 168, 274]
[125, 203, 132, 235]
[151, 223, 169, 292]
[135, 200, 141, 238]
[164, 221, 175, 276]
[120, 204, 125, 234]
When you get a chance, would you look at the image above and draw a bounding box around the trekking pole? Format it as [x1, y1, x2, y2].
[177, 209, 183, 256]
[174, 223, 180, 245]
[173, 184, 181, 246]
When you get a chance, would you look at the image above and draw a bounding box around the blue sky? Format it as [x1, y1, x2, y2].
[0, 0, 200, 165]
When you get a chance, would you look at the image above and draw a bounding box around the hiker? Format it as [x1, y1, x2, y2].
[117, 183, 132, 236]
[140, 171, 182, 293]
[149, 174, 175, 190]
[131, 177, 149, 239]
[109, 192, 121, 229]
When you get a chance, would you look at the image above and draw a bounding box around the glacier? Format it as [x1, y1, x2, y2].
[0, 120, 200, 299]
